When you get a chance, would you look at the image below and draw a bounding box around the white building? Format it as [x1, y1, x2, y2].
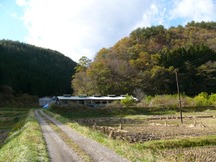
[57, 95, 138, 107]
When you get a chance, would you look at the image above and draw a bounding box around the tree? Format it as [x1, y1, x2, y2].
[133, 88, 145, 101]
[197, 61, 216, 93]
[75, 56, 91, 72]
[71, 21, 216, 96]
[72, 56, 92, 95]
[0, 40, 77, 97]
[87, 62, 112, 95]
[78, 56, 91, 67]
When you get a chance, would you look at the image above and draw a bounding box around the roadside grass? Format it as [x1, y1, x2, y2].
[0, 109, 49, 162]
[0, 107, 30, 147]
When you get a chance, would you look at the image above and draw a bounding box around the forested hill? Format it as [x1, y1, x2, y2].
[0, 40, 77, 97]
[72, 21, 216, 96]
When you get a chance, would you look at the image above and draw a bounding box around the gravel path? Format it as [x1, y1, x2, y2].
[34, 110, 82, 162]
[37, 110, 129, 162]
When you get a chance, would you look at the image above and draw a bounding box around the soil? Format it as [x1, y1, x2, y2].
[35, 110, 128, 162]
[77, 116, 216, 143]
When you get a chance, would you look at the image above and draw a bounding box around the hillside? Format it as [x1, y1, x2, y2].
[72, 21, 216, 96]
[0, 40, 77, 97]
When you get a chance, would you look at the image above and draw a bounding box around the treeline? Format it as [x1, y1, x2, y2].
[72, 21, 216, 96]
[0, 40, 77, 97]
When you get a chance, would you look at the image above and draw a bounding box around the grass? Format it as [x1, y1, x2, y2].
[0, 107, 30, 146]
[50, 105, 216, 120]
[143, 135, 216, 149]
[0, 109, 49, 162]
[50, 105, 178, 119]
[157, 146, 216, 161]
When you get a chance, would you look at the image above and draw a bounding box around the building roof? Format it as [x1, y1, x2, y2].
[57, 95, 138, 101]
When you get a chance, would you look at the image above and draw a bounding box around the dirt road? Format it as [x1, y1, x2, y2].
[35, 110, 82, 162]
[35, 110, 128, 162]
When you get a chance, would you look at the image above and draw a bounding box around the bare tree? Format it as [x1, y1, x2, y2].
[133, 88, 145, 101]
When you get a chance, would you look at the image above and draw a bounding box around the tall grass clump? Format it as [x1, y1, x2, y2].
[147, 94, 178, 108]
[120, 94, 136, 107]
[0, 109, 49, 162]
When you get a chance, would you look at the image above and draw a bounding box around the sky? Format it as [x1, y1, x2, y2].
[1, 0, 216, 62]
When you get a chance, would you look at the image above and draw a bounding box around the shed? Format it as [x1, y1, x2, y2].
[39, 97, 52, 106]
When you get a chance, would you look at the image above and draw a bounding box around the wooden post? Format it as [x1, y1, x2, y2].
[119, 123, 123, 130]
[93, 122, 97, 130]
[108, 130, 114, 139]
[175, 69, 183, 124]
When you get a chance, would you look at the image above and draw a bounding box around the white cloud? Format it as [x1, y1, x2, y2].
[133, 1, 170, 29]
[135, 4, 159, 28]
[15, 0, 27, 7]
[170, 0, 216, 23]
[16, 0, 154, 62]
[15, 0, 216, 62]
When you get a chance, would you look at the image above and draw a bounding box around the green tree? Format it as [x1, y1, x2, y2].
[75, 56, 91, 72]
[87, 62, 112, 95]
[72, 56, 92, 95]
[197, 61, 216, 93]
[0, 40, 77, 97]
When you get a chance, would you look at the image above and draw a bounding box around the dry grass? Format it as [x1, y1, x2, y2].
[156, 146, 216, 162]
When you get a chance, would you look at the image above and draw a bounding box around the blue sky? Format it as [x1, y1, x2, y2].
[1, 0, 216, 62]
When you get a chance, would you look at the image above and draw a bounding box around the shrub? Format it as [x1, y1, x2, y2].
[138, 96, 152, 107]
[181, 95, 195, 107]
[105, 101, 122, 108]
[136, 92, 216, 108]
[147, 95, 178, 108]
[121, 94, 136, 107]
[193, 92, 210, 106]
[209, 93, 216, 106]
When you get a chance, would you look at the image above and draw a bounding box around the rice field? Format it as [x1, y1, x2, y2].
[47, 105, 216, 161]
[59, 107, 216, 161]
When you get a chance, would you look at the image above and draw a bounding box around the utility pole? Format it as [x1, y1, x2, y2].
[175, 69, 183, 124]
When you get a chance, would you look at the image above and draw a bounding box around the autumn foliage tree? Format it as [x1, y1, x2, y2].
[72, 21, 216, 96]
